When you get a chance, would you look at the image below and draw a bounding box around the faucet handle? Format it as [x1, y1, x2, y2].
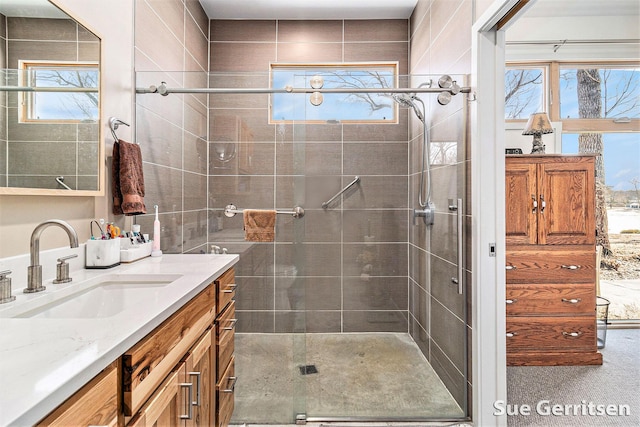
[53, 254, 78, 284]
[0, 270, 16, 304]
[57, 254, 78, 263]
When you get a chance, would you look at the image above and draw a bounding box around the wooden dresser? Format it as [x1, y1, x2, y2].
[505, 155, 602, 366]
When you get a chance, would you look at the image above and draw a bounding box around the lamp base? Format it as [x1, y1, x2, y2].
[530, 134, 546, 154]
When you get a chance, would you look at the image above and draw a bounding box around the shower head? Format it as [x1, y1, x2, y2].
[392, 93, 425, 122]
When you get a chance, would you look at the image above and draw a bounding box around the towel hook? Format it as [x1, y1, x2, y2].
[109, 117, 130, 142]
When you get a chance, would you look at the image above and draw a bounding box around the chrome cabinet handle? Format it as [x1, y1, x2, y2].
[506, 332, 518, 338]
[539, 194, 546, 212]
[531, 194, 538, 211]
[505, 299, 518, 304]
[179, 382, 193, 419]
[223, 283, 237, 293]
[188, 371, 201, 406]
[222, 376, 238, 393]
[505, 265, 517, 270]
[562, 331, 583, 338]
[223, 319, 238, 331]
[561, 265, 581, 270]
[561, 298, 582, 304]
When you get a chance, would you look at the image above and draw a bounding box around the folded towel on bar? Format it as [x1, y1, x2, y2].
[112, 139, 146, 216]
[243, 209, 276, 242]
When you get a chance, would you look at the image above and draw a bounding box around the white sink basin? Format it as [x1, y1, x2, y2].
[1, 274, 182, 319]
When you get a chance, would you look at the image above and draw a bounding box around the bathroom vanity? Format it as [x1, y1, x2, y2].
[0, 254, 238, 426]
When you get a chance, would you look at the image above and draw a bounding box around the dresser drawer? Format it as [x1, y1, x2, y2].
[216, 268, 236, 313]
[506, 316, 596, 352]
[122, 283, 216, 416]
[216, 356, 236, 427]
[506, 250, 595, 284]
[216, 301, 236, 382]
[506, 283, 595, 316]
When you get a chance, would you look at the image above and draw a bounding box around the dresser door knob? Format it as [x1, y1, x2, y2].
[561, 298, 582, 304]
[505, 265, 517, 270]
[505, 299, 518, 304]
[561, 265, 581, 270]
[506, 332, 518, 338]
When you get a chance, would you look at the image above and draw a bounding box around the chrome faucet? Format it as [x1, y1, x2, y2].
[25, 220, 79, 293]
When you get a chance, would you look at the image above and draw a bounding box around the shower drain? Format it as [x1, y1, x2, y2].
[299, 364, 318, 375]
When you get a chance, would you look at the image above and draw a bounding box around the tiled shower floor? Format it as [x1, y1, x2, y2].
[230, 333, 465, 424]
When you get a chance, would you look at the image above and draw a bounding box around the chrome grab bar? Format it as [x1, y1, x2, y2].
[224, 204, 305, 219]
[449, 198, 464, 295]
[322, 176, 360, 209]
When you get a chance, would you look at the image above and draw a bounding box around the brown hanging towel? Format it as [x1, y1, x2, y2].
[243, 209, 276, 242]
[112, 139, 146, 215]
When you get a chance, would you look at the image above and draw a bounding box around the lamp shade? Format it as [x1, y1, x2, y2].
[522, 112, 554, 135]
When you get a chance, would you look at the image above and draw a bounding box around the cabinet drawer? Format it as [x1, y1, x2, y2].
[506, 316, 596, 352]
[216, 268, 236, 313]
[122, 283, 216, 416]
[506, 284, 595, 316]
[127, 368, 181, 427]
[216, 301, 236, 382]
[216, 356, 236, 427]
[37, 363, 118, 427]
[506, 250, 595, 284]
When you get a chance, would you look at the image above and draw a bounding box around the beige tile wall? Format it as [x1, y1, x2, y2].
[134, 0, 210, 253]
[3, 17, 99, 190]
[208, 19, 411, 334]
[409, 0, 475, 414]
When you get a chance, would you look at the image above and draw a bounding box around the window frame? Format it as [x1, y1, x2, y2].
[18, 60, 100, 124]
[506, 60, 639, 133]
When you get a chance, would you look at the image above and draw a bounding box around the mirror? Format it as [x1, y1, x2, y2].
[0, 0, 102, 195]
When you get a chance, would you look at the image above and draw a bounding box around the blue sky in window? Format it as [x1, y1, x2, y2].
[562, 133, 640, 191]
[271, 68, 396, 122]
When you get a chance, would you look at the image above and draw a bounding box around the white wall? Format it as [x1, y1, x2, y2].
[0, 0, 134, 258]
[506, 15, 640, 61]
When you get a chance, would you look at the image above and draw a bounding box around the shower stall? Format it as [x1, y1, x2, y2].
[135, 70, 470, 424]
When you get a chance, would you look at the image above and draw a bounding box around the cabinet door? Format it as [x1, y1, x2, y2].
[538, 159, 595, 245]
[506, 161, 538, 245]
[183, 330, 213, 427]
[128, 368, 182, 427]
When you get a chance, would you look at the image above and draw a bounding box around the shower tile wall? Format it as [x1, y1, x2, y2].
[134, 0, 210, 254]
[207, 19, 410, 334]
[409, 0, 475, 413]
[2, 17, 99, 190]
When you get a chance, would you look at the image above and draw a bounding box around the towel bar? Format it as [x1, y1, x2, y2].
[224, 204, 305, 219]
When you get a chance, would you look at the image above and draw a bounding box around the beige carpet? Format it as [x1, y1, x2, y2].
[507, 328, 640, 426]
[231, 333, 464, 424]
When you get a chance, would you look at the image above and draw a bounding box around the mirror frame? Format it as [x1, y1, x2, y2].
[0, 0, 104, 197]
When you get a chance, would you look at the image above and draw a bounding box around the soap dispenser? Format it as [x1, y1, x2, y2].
[0, 270, 16, 304]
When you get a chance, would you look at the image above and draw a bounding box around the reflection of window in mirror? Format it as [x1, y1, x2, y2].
[18, 61, 99, 123]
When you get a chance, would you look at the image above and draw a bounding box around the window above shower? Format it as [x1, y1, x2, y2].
[269, 62, 398, 124]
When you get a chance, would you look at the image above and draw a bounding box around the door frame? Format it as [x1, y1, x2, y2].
[471, 1, 538, 425]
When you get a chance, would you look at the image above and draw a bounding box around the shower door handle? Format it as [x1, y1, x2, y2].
[449, 198, 464, 294]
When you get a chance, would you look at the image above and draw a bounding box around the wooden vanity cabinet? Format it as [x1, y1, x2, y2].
[505, 155, 601, 366]
[214, 268, 237, 427]
[35, 267, 236, 427]
[36, 362, 118, 427]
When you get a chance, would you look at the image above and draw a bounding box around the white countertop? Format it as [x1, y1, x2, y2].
[0, 254, 238, 427]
